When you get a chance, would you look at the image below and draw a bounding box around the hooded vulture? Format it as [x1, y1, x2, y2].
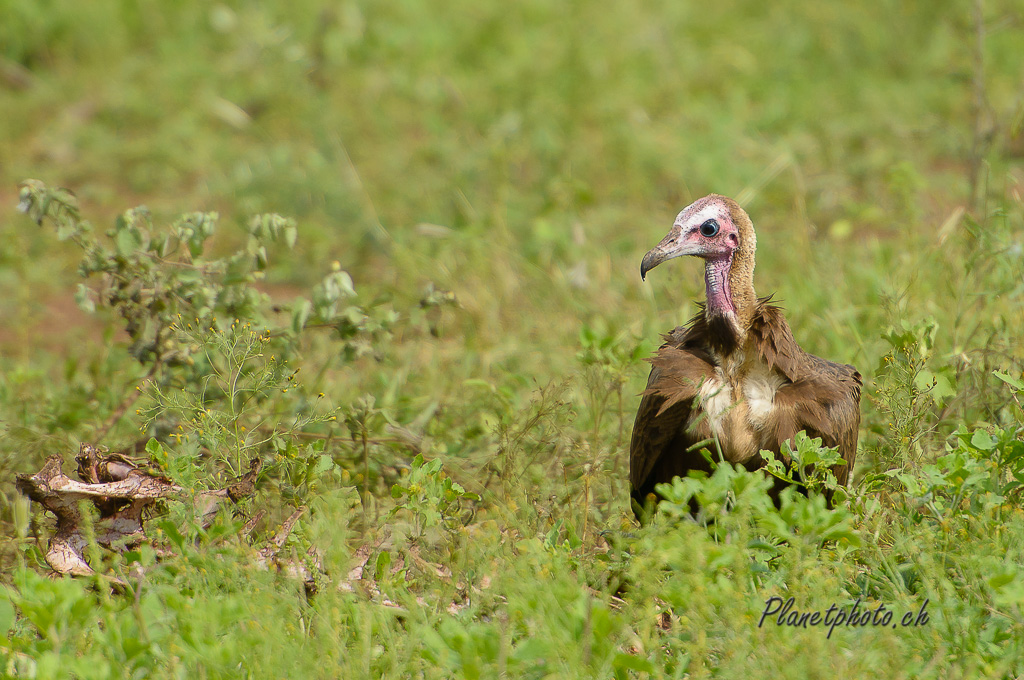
[630, 194, 861, 516]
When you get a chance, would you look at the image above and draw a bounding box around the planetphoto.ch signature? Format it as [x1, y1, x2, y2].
[759, 597, 930, 638]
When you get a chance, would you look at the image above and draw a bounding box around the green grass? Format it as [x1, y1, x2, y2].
[2, 0, 1024, 677]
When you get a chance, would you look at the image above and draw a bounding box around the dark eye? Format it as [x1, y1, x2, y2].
[699, 219, 720, 237]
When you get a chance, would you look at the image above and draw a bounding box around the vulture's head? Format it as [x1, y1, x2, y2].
[640, 194, 758, 327]
[640, 194, 753, 280]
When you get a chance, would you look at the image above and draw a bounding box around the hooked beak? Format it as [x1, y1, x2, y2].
[640, 226, 698, 280]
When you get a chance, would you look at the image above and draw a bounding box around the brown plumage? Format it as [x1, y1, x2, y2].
[630, 195, 861, 515]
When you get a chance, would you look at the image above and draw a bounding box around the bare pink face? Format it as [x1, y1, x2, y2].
[641, 196, 741, 279]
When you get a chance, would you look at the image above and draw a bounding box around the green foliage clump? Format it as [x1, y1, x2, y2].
[390, 453, 480, 541]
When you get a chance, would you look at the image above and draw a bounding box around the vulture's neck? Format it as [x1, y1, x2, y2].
[704, 202, 757, 346]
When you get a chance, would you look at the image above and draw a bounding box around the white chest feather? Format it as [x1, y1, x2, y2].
[694, 358, 785, 437]
[742, 364, 786, 427]
[697, 369, 731, 430]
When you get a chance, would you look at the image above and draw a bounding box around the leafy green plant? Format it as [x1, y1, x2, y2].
[16, 181, 399, 424]
[891, 425, 1024, 522]
[18, 181, 294, 368]
[655, 452, 859, 549]
[389, 454, 480, 541]
[141, 318, 330, 480]
[576, 324, 645, 449]
[872, 316, 958, 472]
[343, 393, 388, 525]
[760, 431, 848, 500]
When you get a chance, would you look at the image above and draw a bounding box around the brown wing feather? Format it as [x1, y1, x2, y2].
[753, 300, 862, 487]
[748, 299, 802, 382]
[629, 324, 716, 506]
[772, 357, 862, 486]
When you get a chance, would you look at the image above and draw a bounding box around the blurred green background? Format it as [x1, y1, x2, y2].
[1, 0, 1021, 349]
[2, 0, 1024, 677]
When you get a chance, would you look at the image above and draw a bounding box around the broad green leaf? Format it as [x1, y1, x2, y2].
[994, 371, 1024, 392]
[314, 454, 334, 475]
[116, 227, 142, 257]
[291, 299, 312, 334]
[374, 551, 391, 580]
[971, 429, 995, 451]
